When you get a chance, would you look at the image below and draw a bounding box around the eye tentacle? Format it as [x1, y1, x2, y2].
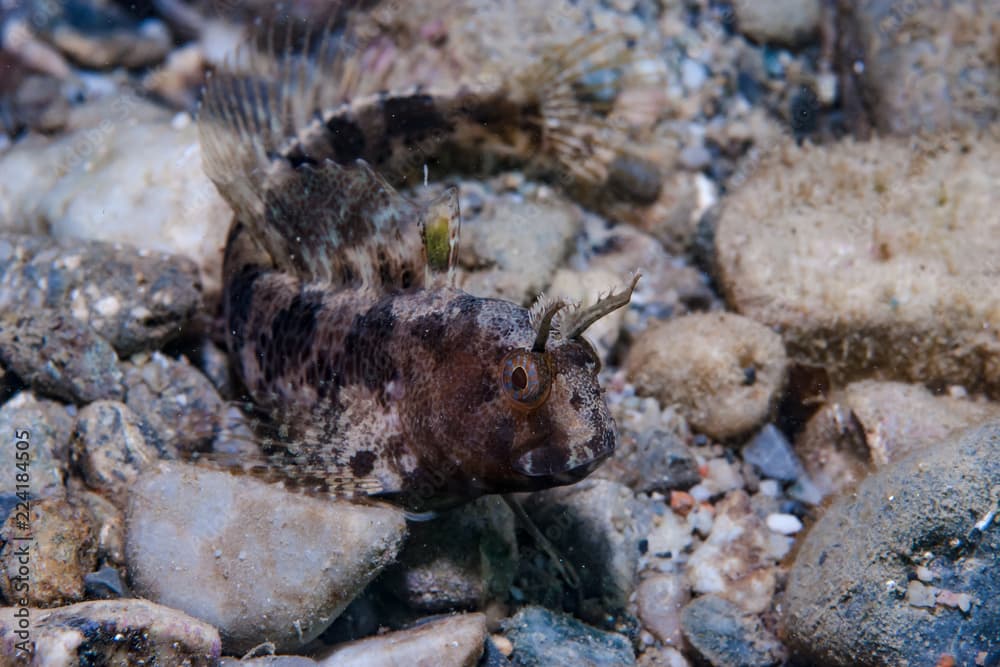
[530, 297, 567, 352]
[557, 272, 640, 340]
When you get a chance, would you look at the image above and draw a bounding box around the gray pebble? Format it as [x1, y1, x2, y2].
[0, 599, 221, 665]
[0, 310, 125, 404]
[123, 351, 224, 456]
[0, 234, 202, 355]
[742, 424, 803, 482]
[679, 143, 713, 171]
[71, 400, 163, 506]
[681, 594, 784, 667]
[457, 186, 581, 306]
[126, 462, 408, 654]
[603, 429, 701, 494]
[0, 392, 71, 499]
[504, 606, 635, 667]
[83, 564, 128, 599]
[221, 658, 318, 667]
[783, 422, 1000, 665]
[524, 479, 646, 612]
[384, 496, 517, 612]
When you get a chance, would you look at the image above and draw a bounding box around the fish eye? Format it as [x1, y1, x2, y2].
[500, 349, 552, 410]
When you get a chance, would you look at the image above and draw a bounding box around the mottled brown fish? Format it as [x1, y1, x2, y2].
[198, 16, 645, 510]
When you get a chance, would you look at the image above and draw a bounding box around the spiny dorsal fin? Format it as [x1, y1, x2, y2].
[261, 158, 429, 288]
[198, 18, 450, 289]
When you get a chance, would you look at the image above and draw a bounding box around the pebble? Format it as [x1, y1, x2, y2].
[0, 234, 202, 355]
[716, 132, 1000, 395]
[681, 594, 784, 667]
[698, 458, 745, 496]
[0, 64, 68, 135]
[600, 428, 701, 495]
[783, 422, 1000, 665]
[625, 313, 788, 440]
[384, 496, 517, 613]
[0, 496, 97, 607]
[685, 491, 790, 614]
[222, 658, 318, 667]
[67, 481, 126, 566]
[0, 392, 71, 499]
[840, 0, 998, 134]
[680, 59, 708, 91]
[25, 0, 173, 69]
[70, 400, 163, 506]
[318, 613, 487, 667]
[764, 513, 802, 535]
[0, 309, 125, 404]
[636, 573, 690, 647]
[796, 382, 1000, 498]
[0, 109, 228, 295]
[504, 605, 635, 666]
[123, 351, 224, 456]
[645, 502, 694, 563]
[732, 0, 820, 45]
[524, 479, 646, 611]
[679, 143, 712, 171]
[458, 184, 581, 305]
[125, 463, 408, 654]
[742, 424, 803, 482]
[0, 599, 221, 665]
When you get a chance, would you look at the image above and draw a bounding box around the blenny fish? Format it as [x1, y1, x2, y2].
[197, 16, 645, 510]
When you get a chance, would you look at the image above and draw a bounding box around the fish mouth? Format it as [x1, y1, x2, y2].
[512, 444, 609, 479]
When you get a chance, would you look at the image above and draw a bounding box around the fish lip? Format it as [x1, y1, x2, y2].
[513, 444, 608, 478]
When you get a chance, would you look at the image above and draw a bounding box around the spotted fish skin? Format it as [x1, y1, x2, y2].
[201, 17, 642, 510]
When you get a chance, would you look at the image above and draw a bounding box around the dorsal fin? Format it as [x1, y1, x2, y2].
[198, 19, 455, 289]
[260, 158, 429, 287]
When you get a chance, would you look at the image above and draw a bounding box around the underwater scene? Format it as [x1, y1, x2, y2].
[0, 0, 997, 665]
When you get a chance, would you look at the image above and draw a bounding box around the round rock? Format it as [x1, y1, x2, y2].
[125, 462, 408, 654]
[384, 496, 517, 613]
[625, 312, 787, 439]
[0, 392, 72, 500]
[715, 133, 1000, 395]
[732, 0, 821, 45]
[783, 422, 1000, 665]
[0, 599, 221, 665]
[504, 606, 635, 667]
[839, 0, 998, 134]
[0, 234, 203, 355]
[0, 496, 97, 607]
[71, 400, 162, 506]
[123, 351, 224, 456]
[681, 594, 784, 667]
[0, 309, 125, 404]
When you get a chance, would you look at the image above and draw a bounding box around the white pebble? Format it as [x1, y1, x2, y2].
[765, 513, 803, 535]
[758, 479, 781, 497]
[681, 59, 708, 91]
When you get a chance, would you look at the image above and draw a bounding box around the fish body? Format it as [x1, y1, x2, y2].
[199, 16, 642, 509]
